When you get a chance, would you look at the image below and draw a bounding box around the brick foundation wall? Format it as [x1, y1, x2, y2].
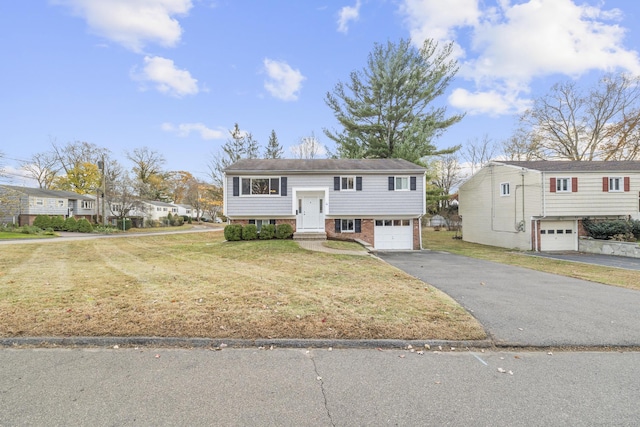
[325, 218, 374, 246]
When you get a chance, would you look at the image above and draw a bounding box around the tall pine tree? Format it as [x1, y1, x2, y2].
[324, 39, 463, 164]
[264, 129, 284, 159]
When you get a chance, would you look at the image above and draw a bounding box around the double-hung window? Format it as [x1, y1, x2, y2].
[395, 177, 409, 191]
[341, 219, 354, 232]
[556, 178, 570, 192]
[609, 177, 622, 192]
[500, 182, 510, 196]
[341, 176, 355, 191]
[241, 177, 280, 195]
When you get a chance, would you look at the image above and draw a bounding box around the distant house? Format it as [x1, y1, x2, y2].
[176, 204, 197, 219]
[223, 159, 427, 250]
[459, 161, 640, 251]
[0, 184, 96, 226]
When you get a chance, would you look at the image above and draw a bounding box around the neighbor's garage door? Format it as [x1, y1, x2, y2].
[374, 219, 413, 250]
[540, 221, 576, 251]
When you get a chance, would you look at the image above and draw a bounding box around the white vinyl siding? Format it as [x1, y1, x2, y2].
[545, 175, 637, 216]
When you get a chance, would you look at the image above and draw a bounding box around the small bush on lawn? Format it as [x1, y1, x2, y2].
[76, 218, 93, 233]
[259, 224, 276, 240]
[276, 223, 293, 239]
[242, 224, 258, 240]
[21, 225, 42, 235]
[224, 224, 242, 241]
[51, 216, 65, 231]
[33, 215, 51, 229]
[64, 217, 78, 232]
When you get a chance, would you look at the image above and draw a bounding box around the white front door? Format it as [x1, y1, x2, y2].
[301, 196, 322, 230]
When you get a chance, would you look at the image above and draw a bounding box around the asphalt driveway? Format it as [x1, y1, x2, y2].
[377, 251, 640, 347]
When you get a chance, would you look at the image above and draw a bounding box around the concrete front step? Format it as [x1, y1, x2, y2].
[293, 232, 327, 241]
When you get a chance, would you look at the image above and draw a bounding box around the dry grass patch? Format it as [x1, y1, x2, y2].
[424, 228, 640, 291]
[0, 233, 485, 340]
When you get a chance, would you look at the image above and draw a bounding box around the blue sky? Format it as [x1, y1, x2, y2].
[2, 0, 640, 185]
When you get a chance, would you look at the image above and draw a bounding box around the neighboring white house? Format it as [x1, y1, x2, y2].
[223, 158, 427, 250]
[0, 184, 96, 226]
[458, 160, 640, 251]
[176, 204, 197, 219]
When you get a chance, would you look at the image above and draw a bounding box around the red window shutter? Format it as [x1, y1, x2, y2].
[602, 177, 609, 192]
[550, 177, 556, 193]
[572, 177, 578, 192]
[624, 176, 630, 192]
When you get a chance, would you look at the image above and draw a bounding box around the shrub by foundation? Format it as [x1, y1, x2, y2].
[276, 223, 293, 239]
[259, 224, 276, 240]
[76, 218, 94, 233]
[63, 217, 78, 232]
[242, 224, 258, 240]
[224, 224, 242, 241]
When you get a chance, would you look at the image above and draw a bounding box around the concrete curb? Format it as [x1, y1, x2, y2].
[0, 336, 494, 350]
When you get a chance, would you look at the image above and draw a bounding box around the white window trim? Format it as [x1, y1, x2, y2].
[394, 176, 410, 191]
[340, 218, 355, 233]
[609, 177, 623, 192]
[340, 176, 356, 191]
[241, 176, 281, 196]
[556, 177, 571, 193]
[500, 182, 510, 196]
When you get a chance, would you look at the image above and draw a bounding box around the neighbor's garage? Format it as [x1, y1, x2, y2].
[374, 219, 413, 250]
[540, 220, 576, 251]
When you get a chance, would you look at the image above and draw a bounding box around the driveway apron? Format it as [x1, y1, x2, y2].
[377, 251, 640, 347]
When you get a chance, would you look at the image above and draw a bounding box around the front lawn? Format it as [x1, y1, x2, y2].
[0, 233, 485, 340]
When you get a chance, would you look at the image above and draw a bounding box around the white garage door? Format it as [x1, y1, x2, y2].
[540, 221, 576, 251]
[374, 219, 413, 250]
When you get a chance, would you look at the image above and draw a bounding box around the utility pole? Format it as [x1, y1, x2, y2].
[97, 156, 107, 226]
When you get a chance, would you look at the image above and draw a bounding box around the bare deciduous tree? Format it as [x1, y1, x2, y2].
[462, 134, 498, 174]
[290, 132, 326, 159]
[21, 151, 60, 188]
[520, 73, 640, 160]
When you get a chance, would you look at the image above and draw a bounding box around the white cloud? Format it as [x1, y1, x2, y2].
[134, 56, 199, 97]
[399, 0, 640, 115]
[448, 87, 531, 116]
[53, 0, 192, 52]
[161, 122, 226, 140]
[263, 59, 306, 101]
[337, 1, 361, 34]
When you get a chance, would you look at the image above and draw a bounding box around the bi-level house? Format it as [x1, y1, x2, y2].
[0, 184, 96, 226]
[223, 159, 427, 250]
[459, 161, 640, 251]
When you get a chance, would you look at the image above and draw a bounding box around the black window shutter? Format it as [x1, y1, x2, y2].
[356, 176, 362, 191]
[233, 177, 240, 196]
[388, 176, 394, 191]
[281, 177, 287, 196]
[410, 176, 417, 191]
[334, 176, 340, 191]
[335, 219, 341, 233]
[355, 219, 361, 233]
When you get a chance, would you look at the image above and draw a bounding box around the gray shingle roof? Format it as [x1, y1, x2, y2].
[0, 184, 94, 200]
[498, 160, 640, 172]
[224, 158, 426, 173]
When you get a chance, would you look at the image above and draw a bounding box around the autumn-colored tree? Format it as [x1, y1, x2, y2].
[51, 162, 101, 194]
[165, 171, 194, 203]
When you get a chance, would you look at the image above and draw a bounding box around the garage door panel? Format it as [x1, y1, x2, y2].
[540, 221, 576, 251]
[374, 219, 413, 250]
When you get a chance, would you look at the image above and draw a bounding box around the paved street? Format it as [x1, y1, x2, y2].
[377, 250, 640, 347]
[1, 347, 638, 426]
